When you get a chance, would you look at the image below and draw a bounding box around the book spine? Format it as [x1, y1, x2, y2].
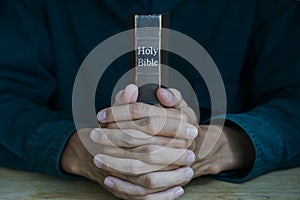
[135, 15, 162, 104]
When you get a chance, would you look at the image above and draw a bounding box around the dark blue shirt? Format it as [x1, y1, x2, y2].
[0, 0, 300, 182]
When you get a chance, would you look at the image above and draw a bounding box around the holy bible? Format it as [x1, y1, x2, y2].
[135, 15, 162, 104]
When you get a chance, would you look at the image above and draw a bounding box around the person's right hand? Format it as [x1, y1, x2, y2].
[60, 84, 198, 200]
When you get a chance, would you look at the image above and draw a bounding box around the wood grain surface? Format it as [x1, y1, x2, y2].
[0, 167, 299, 200]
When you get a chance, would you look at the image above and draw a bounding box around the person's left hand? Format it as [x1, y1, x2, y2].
[91, 84, 255, 199]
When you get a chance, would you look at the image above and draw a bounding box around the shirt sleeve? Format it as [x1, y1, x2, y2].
[0, 0, 77, 177]
[214, 0, 300, 182]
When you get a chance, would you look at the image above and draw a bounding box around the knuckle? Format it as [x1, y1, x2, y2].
[127, 162, 143, 175]
[145, 153, 157, 164]
[146, 118, 162, 134]
[105, 108, 113, 120]
[143, 145, 160, 153]
[140, 117, 151, 127]
[131, 105, 141, 118]
[210, 165, 222, 174]
[180, 112, 189, 122]
[122, 133, 135, 147]
[198, 164, 209, 174]
[123, 148, 132, 159]
[170, 121, 180, 135]
[131, 103, 148, 118]
[127, 163, 136, 174]
[141, 145, 161, 163]
[170, 88, 182, 101]
[184, 108, 197, 124]
[116, 185, 127, 195]
[169, 138, 188, 148]
[143, 174, 158, 189]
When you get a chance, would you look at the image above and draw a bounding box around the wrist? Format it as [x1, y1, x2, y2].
[219, 124, 255, 171]
[60, 131, 86, 176]
[191, 124, 255, 177]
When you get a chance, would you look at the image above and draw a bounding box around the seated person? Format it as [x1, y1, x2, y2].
[0, 0, 299, 199]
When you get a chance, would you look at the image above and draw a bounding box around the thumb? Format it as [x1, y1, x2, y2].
[156, 88, 185, 108]
[122, 84, 139, 104]
[113, 84, 138, 106]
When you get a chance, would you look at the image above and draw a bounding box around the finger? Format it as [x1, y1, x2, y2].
[103, 176, 161, 196]
[181, 106, 198, 126]
[90, 128, 189, 148]
[106, 117, 199, 139]
[157, 88, 198, 124]
[114, 84, 139, 106]
[125, 145, 196, 166]
[122, 84, 139, 104]
[156, 88, 187, 109]
[140, 186, 184, 200]
[114, 167, 194, 189]
[94, 154, 166, 176]
[97, 102, 189, 123]
[113, 90, 124, 106]
[94, 145, 195, 166]
[104, 176, 185, 199]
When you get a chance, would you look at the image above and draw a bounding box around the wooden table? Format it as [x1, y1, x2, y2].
[0, 167, 299, 200]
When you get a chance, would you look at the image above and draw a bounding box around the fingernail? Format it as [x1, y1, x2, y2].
[187, 152, 196, 163]
[164, 88, 172, 100]
[185, 168, 194, 180]
[158, 88, 171, 100]
[90, 130, 98, 142]
[94, 156, 103, 168]
[104, 178, 114, 188]
[174, 187, 184, 198]
[187, 127, 198, 138]
[97, 110, 106, 122]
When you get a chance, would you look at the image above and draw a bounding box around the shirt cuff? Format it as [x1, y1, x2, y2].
[209, 113, 283, 183]
[27, 120, 79, 178]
